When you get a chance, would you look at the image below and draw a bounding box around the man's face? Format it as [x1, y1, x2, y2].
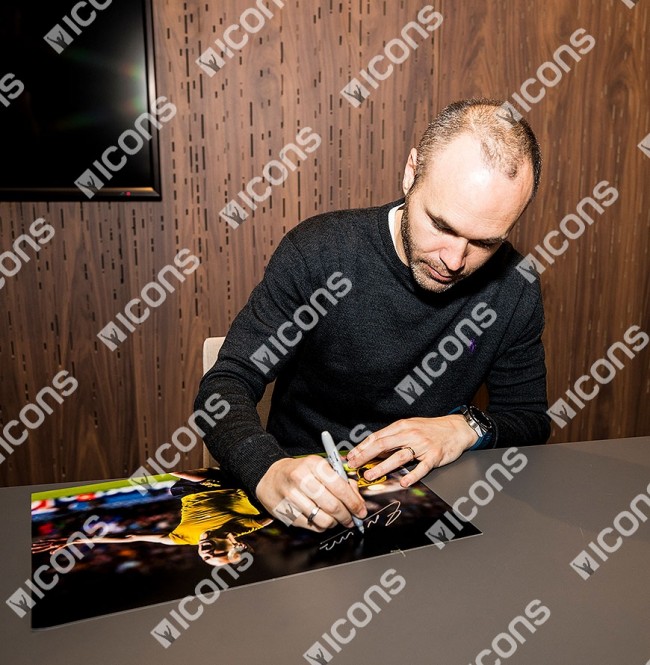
[397, 133, 534, 293]
[198, 531, 249, 567]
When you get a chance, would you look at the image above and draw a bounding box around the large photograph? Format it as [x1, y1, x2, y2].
[29, 461, 480, 629]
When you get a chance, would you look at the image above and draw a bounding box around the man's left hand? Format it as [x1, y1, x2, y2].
[346, 415, 478, 487]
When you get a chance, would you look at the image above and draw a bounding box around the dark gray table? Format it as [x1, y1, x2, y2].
[2, 437, 649, 665]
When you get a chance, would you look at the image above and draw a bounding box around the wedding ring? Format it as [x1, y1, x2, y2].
[403, 446, 416, 461]
[307, 506, 321, 525]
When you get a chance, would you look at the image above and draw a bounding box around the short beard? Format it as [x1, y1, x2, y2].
[400, 191, 456, 293]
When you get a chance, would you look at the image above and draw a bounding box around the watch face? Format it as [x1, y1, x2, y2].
[468, 406, 492, 431]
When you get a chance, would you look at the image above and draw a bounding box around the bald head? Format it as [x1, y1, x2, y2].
[413, 98, 542, 207]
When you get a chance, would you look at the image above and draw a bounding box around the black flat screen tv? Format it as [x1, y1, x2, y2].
[0, 0, 163, 201]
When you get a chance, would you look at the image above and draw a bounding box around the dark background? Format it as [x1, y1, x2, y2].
[0, 0, 157, 197]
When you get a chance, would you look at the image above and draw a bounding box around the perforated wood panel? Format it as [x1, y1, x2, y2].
[0, 0, 648, 486]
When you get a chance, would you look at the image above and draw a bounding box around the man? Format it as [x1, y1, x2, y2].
[195, 98, 550, 534]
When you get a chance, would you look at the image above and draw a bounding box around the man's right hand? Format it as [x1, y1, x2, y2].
[255, 456, 367, 532]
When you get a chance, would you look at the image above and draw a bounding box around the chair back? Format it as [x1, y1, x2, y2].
[202, 336, 225, 374]
[201, 336, 274, 465]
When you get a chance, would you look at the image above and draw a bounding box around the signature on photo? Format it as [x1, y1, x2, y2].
[318, 501, 402, 551]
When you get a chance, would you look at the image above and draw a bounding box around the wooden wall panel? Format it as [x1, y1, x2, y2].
[0, 0, 648, 486]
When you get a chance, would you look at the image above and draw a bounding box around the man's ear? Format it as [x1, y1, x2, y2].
[402, 148, 418, 195]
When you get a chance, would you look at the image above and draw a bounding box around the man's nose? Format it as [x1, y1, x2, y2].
[439, 237, 468, 272]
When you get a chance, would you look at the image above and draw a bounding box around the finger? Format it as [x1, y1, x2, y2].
[346, 437, 386, 468]
[278, 457, 338, 515]
[342, 482, 368, 519]
[302, 503, 338, 532]
[348, 429, 413, 468]
[280, 488, 337, 532]
[360, 419, 413, 444]
[290, 511, 331, 533]
[311, 458, 367, 519]
[284, 462, 353, 529]
[303, 481, 368, 532]
[302, 477, 362, 528]
[399, 460, 433, 487]
[362, 447, 416, 481]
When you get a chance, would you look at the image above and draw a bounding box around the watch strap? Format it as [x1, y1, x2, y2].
[448, 405, 494, 450]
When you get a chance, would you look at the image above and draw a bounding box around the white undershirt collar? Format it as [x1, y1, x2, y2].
[387, 203, 404, 250]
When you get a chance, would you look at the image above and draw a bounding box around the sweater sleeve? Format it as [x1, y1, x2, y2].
[194, 233, 314, 497]
[483, 284, 551, 448]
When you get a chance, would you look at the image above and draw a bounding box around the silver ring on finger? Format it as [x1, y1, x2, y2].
[307, 506, 321, 525]
[403, 446, 416, 461]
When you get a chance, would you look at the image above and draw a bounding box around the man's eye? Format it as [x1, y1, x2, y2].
[432, 221, 450, 234]
[473, 240, 499, 249]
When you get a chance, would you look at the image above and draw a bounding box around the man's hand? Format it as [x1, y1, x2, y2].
[346, 416, 477, 487]
[256, 455, 368, 532]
